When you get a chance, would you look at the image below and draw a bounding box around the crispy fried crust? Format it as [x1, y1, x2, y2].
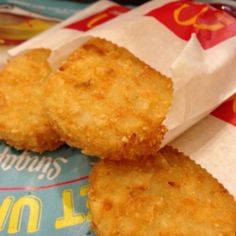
[46, 38, 173, 160]
[0, 49, 62, 152]
[89, 146, 236, 236]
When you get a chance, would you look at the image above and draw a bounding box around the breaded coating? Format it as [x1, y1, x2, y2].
[0, 49, 62, 152]
[46, 38, 173, 160]
[89, 146, 236, 236]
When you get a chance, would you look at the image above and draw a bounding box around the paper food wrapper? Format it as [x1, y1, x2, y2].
[0, 2, 128, 236]
[171, 95, 236, 199]
[9, 0, 236, 145]
[2, 0, 236, 235]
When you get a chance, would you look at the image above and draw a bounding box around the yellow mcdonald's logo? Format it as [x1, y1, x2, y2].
[174, 3, 232, 31]
[87, 13, 108, 29]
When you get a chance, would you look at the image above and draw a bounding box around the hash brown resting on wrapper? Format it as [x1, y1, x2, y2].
[89, 146, 236, 236]
[46, 38, 173, 160]
[0, 49, 62, 152]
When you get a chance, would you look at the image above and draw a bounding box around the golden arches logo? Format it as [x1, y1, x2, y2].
[87, 13, 109, 29]
[174, 3, 233, 31]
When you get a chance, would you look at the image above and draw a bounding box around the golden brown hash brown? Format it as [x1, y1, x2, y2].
[89, 146, 236, 236]
[46, 38, 173, 160]
[0, 49, 62, 152]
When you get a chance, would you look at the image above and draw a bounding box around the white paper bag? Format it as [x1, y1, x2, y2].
[171, 96, 236, 199]
[8, 0, 236, 198]
[23, 0, 236, 147]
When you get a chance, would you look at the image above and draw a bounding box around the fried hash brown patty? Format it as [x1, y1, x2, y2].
[46, 38, 173, 160]
[0, 49, 62, 152]
[89, 146, 236, 236]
